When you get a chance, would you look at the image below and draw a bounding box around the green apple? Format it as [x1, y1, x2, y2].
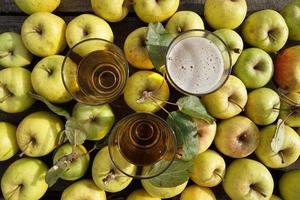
[21, 12, 66, 57]
[127, 189, 160, 200]
[124, 71, 170, 113]
[192, 118, 216, 154]
[72, 103, 115, 141]
[31, 55, 72, 103]
[245, 88, 280, 125]
[215, 116, 260, 158]
[279, 92, 300, 127]
[166, 11, 205, 36]
[92, 146, 136, 193]
[279, 169, 300, 200]
[213, 29, 243, 66]
[281, 0, 300, 41]
[0, 32, 32, 68]
[1, 158, 48, 200]
[191, 149, 225, 187]
[223, 158, 274, 200]
[233, 48, 274, 89]
[16, 111, 64, 157]
[242, 9, 289, 53]
[61, 179, 106, 200]
[255, 124, 300, 168]
[180, 185, 216, 200]
[270, 194, 282, 200]
[202, 75, 248, 119]
[204, 0, 247, 29]
[0, 122, 18, 161]
[0, 68, 35, 113]
[14, 0, 61, 14]
[133, 0, 179, 23]
[142, 179, 188, 199]
[91, 0, 130, 22]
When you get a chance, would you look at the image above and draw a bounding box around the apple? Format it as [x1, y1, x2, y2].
[270, 195, 282, 200]
[165, 11, 205, 36]
[61, 179, 106, 200]
[245, 87, 280, 125]
[14, 0, 60, 14]
[202, 75, 248, 119]
[142, 179, 188, 199]
[16, 111, 64, 157]
[91, 0, 130, 22]
[192, 118, 216, 154]
[124, 71, 170, 113]
[92, 146, 136, 193]
[127, 189, 160, 200]
[0, 122, 18, 161]
[31, 55, 72, 103]
[180, 185, 216, 200]
[242, 9, 289, 53]
[191, 149, 225, 187]
[213, 29, 244, 66]
[223, 158, 274, 200]
[21, 12, 67, 57]
[279, 92, 300, 127]
[0, 32, 32, 68]
[0, 68, 35, 113]
[275, 45, 300, 92]
[1, 158, 48, 200]
[281, 0, 300, 41]
[133, 0, 179, 23]
[255, 124, 300, 168]
[204, 0, 247, 29]
[72, 103, 115, 141]
[279, 169, 300, 200]
[215, 116, 260, 158]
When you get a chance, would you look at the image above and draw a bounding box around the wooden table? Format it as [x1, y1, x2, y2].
[0, 0, 299, 200]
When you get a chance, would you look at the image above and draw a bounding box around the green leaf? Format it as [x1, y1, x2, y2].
[146, 23, 174, 70]
[177, 96, 215, 124]
[28, 92, 70, 119]
[271, 119, 285, 153]
[65, 118, 87, 145]
[167, 111, 199, 161]
[148, 159, 193, 187]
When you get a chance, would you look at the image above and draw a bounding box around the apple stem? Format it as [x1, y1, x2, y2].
[7, 184, 22, 200]
[233, 48, 242, 54]
[268, 32, 277, 42]
[250, 184, 267, 198]
[0, 51, 10, 58]
[19, 140, 33, 157]
[279, 151, 285, 164]
[214, 171, 224, 181]
[102, 170, 116, 186]
[229, 98, 244, 111]
[0, 84, 12, 103]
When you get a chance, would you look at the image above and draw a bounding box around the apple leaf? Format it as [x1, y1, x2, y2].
[65, 118, 87, 145]
[146, 23, 174, 71]
[271, 119, 285, 154]
[148, 159, 193, 187]
[176, 95, 215, 124]
[167, 111, 199, 161]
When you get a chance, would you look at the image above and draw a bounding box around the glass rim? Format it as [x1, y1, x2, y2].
[61, 37, 129, 106]
[165, 29, 232, 96]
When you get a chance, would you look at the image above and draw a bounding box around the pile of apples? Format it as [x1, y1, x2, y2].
[0, 0, 300, 200]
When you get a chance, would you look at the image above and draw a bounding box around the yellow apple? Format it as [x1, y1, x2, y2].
[180, 185, 216, 200]
[14, 0, 61, 14]
[127, 189, 161, 200]
[0, 122, 18, 161]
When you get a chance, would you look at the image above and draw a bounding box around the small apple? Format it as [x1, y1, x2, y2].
[180, 185, 216, 200]
[91, 0, 130, 22]
[0, 32, 32, 68]
[165, 11, 205, 36]
[279, 92, 300, 127]
[1, 158, 48, 200]
[242, 9, 289, 53]
[127, 189, 160, 200]
[255, 124, 300, 168]
[124, 71, 170, 113]
[245, 87, 280, 125]
[72, 103, 115, 141]
[202, 75, 248, 119]
[0, 122, 18, 161]
[21, 12, 67, 57]
[14, 0, 61, 14]
[204, 0, 247, 29]
[0, 68, 35, 113]
[279, 169, 300, 200]
[191, 149, 226, 187]
[223, 158, 274, 200]
[233, 48, 274, 89]
[281, 0, 300, 41]
[133, 0, 179, 23]
[16, 111, 64, 157]
[61, 179, 106, 200]
[270, 194, 282, 200]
